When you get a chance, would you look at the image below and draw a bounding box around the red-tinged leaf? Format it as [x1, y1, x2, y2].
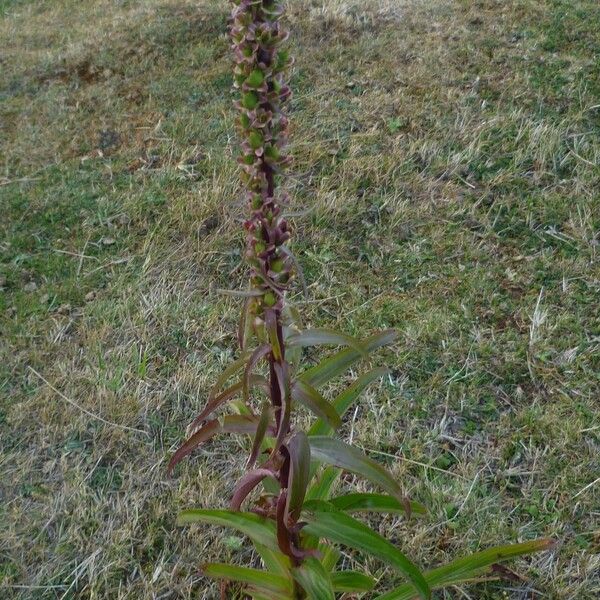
[374, 539, 555, 600]
[273, 362, 291, 451]
[301, 330, 398, 388]
[202, 563, 292, 595]
[265, 309, 282, 360]
[331, 571, 376, 593]
[177, 509, 278, 550]
[238, 297, 251, 350]
[222, 414, 264, 435]
[168, 419, 220, 475]
[245, 344, 272, 402]
[329, 492, 427, 516]
[216, 288, 263, 297]
[308, 436, 407, 504]
[231, 469, 276, 510]
[248, 401, 272, 467]
[190, 375, 268, 430]
[285, 432, 311, 522]
[287, 328, 367, 356]
[302, 507, 430, 599]
[291, 380, 341, 430]
[292, 557, 335, 600]
[280, 245, 308, 298]
[208, 351, 251, 402]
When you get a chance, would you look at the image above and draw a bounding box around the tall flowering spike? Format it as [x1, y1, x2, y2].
[231, 0, 293, 331]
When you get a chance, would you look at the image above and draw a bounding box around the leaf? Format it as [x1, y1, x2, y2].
[308, 436, 406, 503]
[247, 401, 272, 467]
[292, 557, 335, 600]
[244, 344, 271, 402]
[302, 508, 430, 600]
[208, 351, 251, 403]
[190, 375, 268, 429]
[222, 414, 264, 435]
[301, 330, 397, 388]
[168, 419, 220, 475]
[308, 367, 389, 436]
[231, 469, 275, 510]
[331, 571, 376, 592]
[288, 328, 367, 356]
[330, 492, 427, 516]
[292, 380, 341, 430]
[265, 309, 282, 360]
[202, 563, 291, 595]
[374, 539, 555, 600]
[272, 362, 291, 451]
[306, 466, 340, 501]
[285, 431, 311, 522]
[254, 543, 292, 579]
[176, 509, 278, 551]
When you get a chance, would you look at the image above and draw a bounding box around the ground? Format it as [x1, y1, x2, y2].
[1, 0, 599, 598]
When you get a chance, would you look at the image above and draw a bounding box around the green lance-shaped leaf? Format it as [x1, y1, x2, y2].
[308, 436, 407, 504]
[330, 492, 427, 516]
[287, 328, 367, 356]
[300, 329, 397, 389]
[202, 563, 292, 595]
[308, 366, 390, 437]
[292, 557, 335, 600]
[302, 506, 430, 600]
[306, 466, 340, 501]
[373, 538, 555, 600]
[331, 571, 376, 593]
[254, 543, 292, 579]
[265, 309, 282, 361]
[292, 380, 341, 430]
[177, 509, 278, 551]
[285, 431, 311, 522]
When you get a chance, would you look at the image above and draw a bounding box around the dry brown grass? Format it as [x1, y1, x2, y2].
[1, 0, 599, 598]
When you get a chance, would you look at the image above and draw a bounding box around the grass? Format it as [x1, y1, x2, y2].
[1, 0, 599, 597]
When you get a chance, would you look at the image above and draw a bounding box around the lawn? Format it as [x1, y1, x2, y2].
[1, 0, 599, 598]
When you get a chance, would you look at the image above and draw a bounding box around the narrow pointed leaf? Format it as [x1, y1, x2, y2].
[309, 367, 390, 436]
[273, 361, 291, 451]
[301, 330, 397, 388]
[306, 466, 341, 501]
[222, 414, 264, 435]
[176, 509, 278, 550]
[231, 469, 275, 510]
[208, 351, 251, 402]
[292, 557, 335, 600]
[265, 309, 282, 360]
[374, 539, 555, 600]
[244, 344, 272, 401]
[308, 436, 406, 502]
[320, 543, 341, 571]
[168, 419, 220, 475]
[285, 431, 311, 522]
[248, 401, 272, 466]
[330, 492, 427, 516]
[190, 375, 268, 429]
[331, 571, 376, 592]
[202, 563, 292, 594]
[302, 508, 430, 599]
[292, 380, 341, 429]
[254, 543, 292, 579]
[288, 328, 367, 356]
